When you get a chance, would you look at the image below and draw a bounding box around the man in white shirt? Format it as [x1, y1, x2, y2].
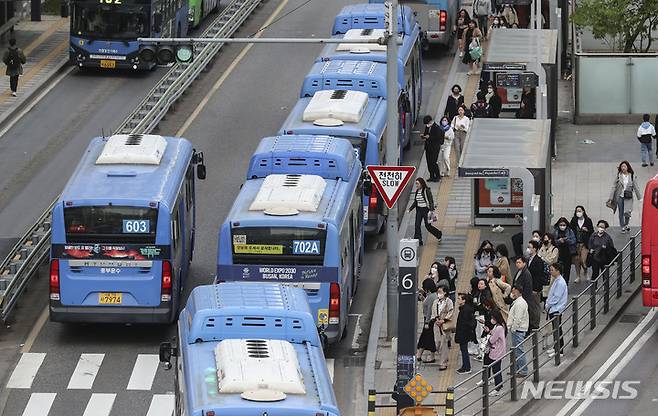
[508, 285, 529, 377]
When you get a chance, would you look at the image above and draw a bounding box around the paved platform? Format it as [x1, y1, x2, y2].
[0, 16, 69, 129]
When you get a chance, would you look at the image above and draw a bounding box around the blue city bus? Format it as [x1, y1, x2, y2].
[159, 283, 339, 416]
[216, 136, 363, 344]
[367, 0, 458, 49]
[49, 134, 206, 323]
[69, 0, 189, 69]
[279, 80, 387, 234]
[323, 3, 423, 129]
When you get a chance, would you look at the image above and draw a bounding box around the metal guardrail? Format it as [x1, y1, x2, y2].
[0, 0, 262, 322]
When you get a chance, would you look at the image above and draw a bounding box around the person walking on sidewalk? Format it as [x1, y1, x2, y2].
[438, 116, 454, 177]
[508, 285, 529, 377]
[545, 263, 568, 357]
[473, 0, 492, 39]
[570, 205, 593, 283]
[587, 220, 616, 282]
[431, 285, 454, 371]
[462, 20, 483, 75]
[454, 9, 472, 58]
[451, 105, 470, 161]
[417, 279, 438, 363]
[421, 115, 443, 182]
[637, 114, 656, 166]
[446, 84, 464, 121]
[3, 39, 26, 97]
[455, 293, 477, 374]
[607, 161, 642, 233]
[409, 178, 442, 246]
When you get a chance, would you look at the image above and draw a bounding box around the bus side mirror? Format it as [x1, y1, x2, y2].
[196, 164, 206, 180]
[159, 342, 177, 370]
[153, 13, 163, 33]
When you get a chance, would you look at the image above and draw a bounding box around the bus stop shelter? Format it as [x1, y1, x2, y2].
[483, 29, 558, 152]
[457, 119, 552, 244]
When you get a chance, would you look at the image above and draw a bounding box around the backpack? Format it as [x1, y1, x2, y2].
[475, 0, 491, 16]
[471, 102, 488, 118]
[5, 49, 20, 70]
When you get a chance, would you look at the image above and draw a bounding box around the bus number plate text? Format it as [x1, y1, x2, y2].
[100, 60, 116, 69]
[293, 240, 320, 255]
[99, 292, 122, 304]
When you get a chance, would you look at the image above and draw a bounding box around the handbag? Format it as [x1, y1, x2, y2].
[469, 42, 483, 60]
[623, 189, 633, 199]
[428, 211, 438, 224]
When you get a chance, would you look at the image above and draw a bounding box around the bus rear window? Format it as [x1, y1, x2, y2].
[64, 206, 158, 243]
[231, 227, 326, 265]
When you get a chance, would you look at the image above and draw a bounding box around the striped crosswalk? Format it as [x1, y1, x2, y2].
[7, 353, 46, 389]
[126, 354, 160, 391]
[21, 393, 56, 416]
[67, 354, 104, 390]
[81, 393, 116, 416]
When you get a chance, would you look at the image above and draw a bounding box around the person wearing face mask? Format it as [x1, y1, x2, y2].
[409, 178, 442, 246]
[478, 308, 507, 394]
[421, 115, 444, 182]
[451, 105, 470, 161]
[431, 286, 454, 370]
[427, 261, 450, 293]
[446, 84, 465, 121]
[539, 233, 559, 299]
[417, 279, 438, 363]
[587, 220, 616, 282]
[470, 91, 490, 119]
[490, 14, 508, 30]
[474, 240, 496, 279]
[606, 161, 642, 233]
[438, 116, 454, 177]
[570, 206, 594, 282]
[485, 81, 502, 118]
[444, 256, 458, 302]
[553, 218, 576, 284]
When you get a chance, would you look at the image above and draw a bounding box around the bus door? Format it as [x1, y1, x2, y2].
[172, 201, 184, 299]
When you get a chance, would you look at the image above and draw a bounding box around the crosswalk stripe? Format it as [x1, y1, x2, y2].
[7, 353, 46, 389]
[145, 394, 175, 416]
[82, 393, 115, 416]
[127, 354, 160, 390]
[67, 353, 104, 389]
[21, 393, 56, 416]
[326, 358, 335, 383]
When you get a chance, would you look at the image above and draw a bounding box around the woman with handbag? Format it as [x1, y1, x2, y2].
[409, 178, 442, 246]
[478, 308, 507, 395]
[606, 161, 642, 234]
[462, 20, 483, 75]
[417, 279, 438, 363]
[431, 286, 454, 370]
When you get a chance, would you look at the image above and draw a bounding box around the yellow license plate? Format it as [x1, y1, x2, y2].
[100, 60, 116, 69]
[99, 292, 122, 304]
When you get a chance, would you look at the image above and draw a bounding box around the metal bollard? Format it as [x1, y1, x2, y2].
[572, 296, 579, 348]
[630, 236, 636, 282]
[603, 267, 610, 314]
[617, 254, 623, 298]
[445, 387, 455, 416]
[482, 365, 490, 416]
[367, 389, 376, 416]
[589, 283, 596, 330]
[509, 348, 517, 401]
[532, 330, 540, 383]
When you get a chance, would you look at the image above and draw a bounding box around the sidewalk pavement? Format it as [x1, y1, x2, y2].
[369, 26, 648, 416]
[0, 16, 70, 130]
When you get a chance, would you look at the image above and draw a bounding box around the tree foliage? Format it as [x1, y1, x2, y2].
[571, 0, 658, 52]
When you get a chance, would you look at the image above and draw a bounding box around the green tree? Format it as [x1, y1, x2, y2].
[571, 0, 658, 52]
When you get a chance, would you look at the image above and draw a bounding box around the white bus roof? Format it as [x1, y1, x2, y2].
[248, 174, 327, 215]
[95, 134, 167, 165]
[336, 28, 387, 53]
[303, 89, 369, 125]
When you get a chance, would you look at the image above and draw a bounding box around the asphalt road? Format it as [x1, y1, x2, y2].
[0, 0, 452, 415]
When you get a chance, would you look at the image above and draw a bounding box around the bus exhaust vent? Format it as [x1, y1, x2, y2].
[336, 28, 387, 52]
[215, 338, 306, 395]
[303, 89, 368, 124]
[250, 174, 326, 213]
[96, 134, 167, 165]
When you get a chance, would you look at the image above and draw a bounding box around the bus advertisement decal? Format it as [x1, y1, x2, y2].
[217, 265, 338, 283]
[233, 244, 284, 255]
[52, 244, 171, 260]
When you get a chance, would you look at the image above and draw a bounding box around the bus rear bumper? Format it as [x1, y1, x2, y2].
[642, 288, 658, 307]
[49, 302, 174, 324]
[425, 31, 451, 45]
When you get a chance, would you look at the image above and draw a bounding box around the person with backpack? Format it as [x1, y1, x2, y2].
[637, 114, 656, 166]
[470, 91, 490, 119]
[473, 0, 493, 39]
[2, 39, 26, 97]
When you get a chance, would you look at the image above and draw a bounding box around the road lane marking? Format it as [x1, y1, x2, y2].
[556, 308, 657, 416]
[7, 352, 46, 388]
[326, 358, 334, 383]
[569, 318, 658, 416]
[82, 393, 115, 416]
[146, 394, 175, 416]
[21, 393, 56, 416]
[67, 353, 104, 389]
[176, 0, 291, 136]
[127, 354, 160, 390]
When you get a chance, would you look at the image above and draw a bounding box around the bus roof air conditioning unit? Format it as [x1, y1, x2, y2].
[249, 174, 326, 214]
[336, 28, 387, 53]
[95, 134, 167, 165]
[303, 89, 369, 125]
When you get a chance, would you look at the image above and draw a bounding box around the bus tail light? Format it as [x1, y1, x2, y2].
[642, 255, 651, 287]
[161, 260, 172, 302]
[329, 282, 340, 325]
[439, 11, 447, 31]
[369, 185, 378, 211]
[49, 259, 60, 301]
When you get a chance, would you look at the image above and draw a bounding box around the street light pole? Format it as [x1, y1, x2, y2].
[385, 0, 400, 340]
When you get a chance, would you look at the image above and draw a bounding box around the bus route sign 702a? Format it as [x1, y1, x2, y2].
[366, 165, 416, 209]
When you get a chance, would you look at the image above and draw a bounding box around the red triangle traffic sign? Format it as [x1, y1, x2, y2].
[366, 165, 416, 209]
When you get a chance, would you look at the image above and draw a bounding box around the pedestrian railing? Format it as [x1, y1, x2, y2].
[452, 231, 641, 416]
[367, 388, 454, 415]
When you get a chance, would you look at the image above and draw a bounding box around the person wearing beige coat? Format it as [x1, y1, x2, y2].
[431, 286, 455, 370]
[486, 265, 511, 320]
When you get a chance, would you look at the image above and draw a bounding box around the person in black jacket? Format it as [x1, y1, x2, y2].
[485, 81, 502, 118]
[446, 84, 465, 121]
[526, 240, 546, 292]
[513, 256, 540, 330]
[570, 205, 594, 283]
[409, 178, 442, 245]
[421, 115, 444, 182]
[470, 91, 490, 119]
[455, 293, 477, 373]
